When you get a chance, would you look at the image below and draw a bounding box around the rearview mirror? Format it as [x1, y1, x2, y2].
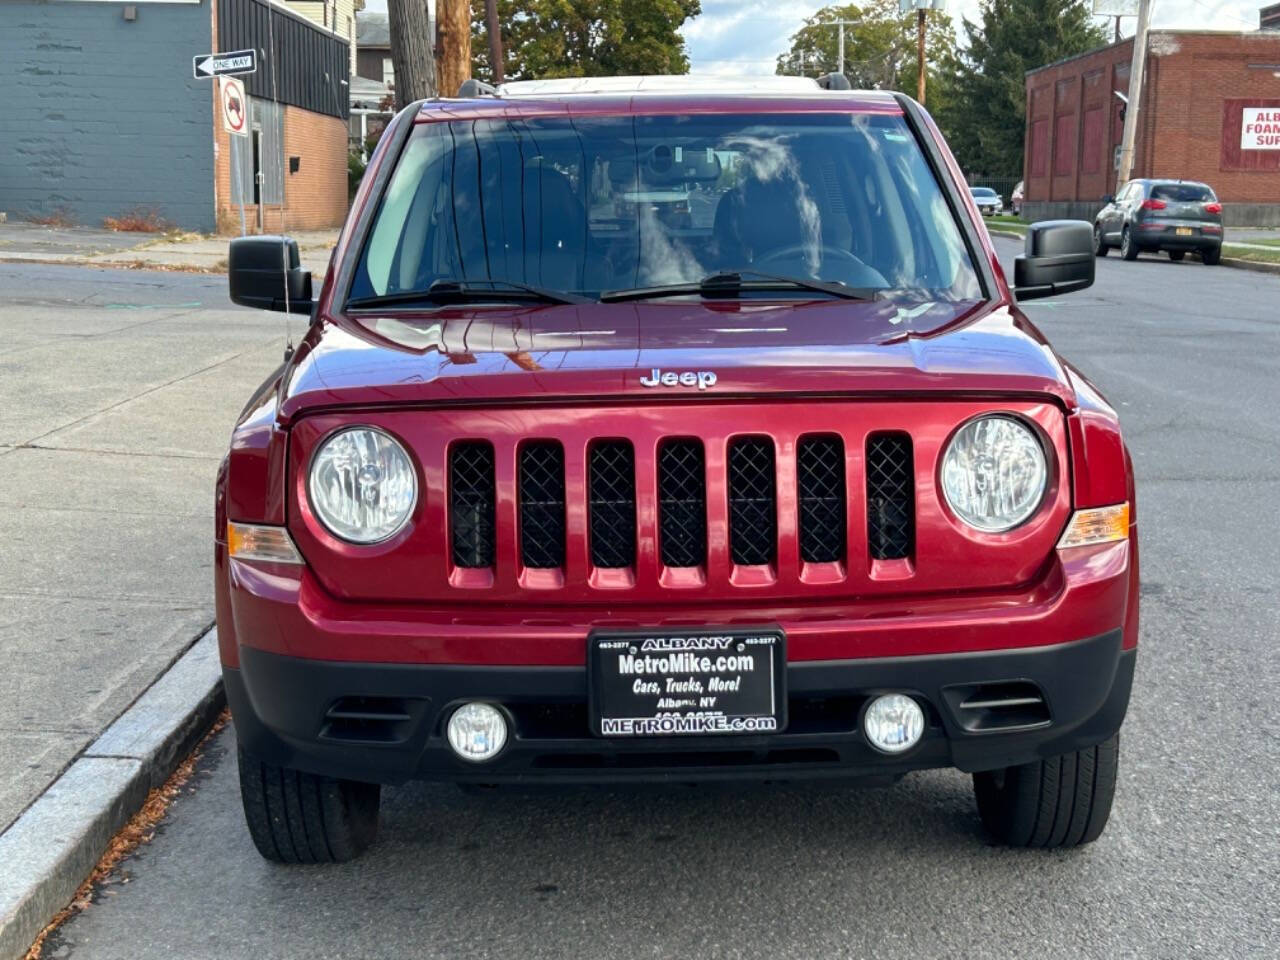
[1013, 220, 1094, 302]
[1101, 194, 1114, 204]
[229, 236, 313, 314]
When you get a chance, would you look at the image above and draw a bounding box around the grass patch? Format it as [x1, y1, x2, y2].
[1230, 236, 1280, 248]
[102, 207, 174, 233]
[1223, 244, 1280, 264]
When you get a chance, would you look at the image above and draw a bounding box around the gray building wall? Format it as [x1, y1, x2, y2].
[0, 1, 215, 231]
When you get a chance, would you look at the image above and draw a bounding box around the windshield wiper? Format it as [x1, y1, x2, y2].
[347, 279, 591, 310]
[599, 270, 881, 304]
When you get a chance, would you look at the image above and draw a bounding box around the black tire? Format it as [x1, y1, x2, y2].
[1202, 245, 1221, 265]
[237, 747, 381, 863]
[1093, 224, 1108, 257]
[1120, 226, 1139, 260]
[973, 734, 1119, 848]
[1168, 250, 1185, 262]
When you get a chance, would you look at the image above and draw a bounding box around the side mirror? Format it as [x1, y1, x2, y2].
[229, 236, 313, 314]
[1013, 220, 1095, 302]
[1101, 194, 1114, 204]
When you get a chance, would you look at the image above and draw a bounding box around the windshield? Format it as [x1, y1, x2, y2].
[971, 188, 996, 198]
[351, 112, 982, 304]
[1150, 183, 1215, 203]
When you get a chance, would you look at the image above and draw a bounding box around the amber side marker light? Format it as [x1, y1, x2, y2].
[227, 522, 304, 564]
[1057, 503, 1130, 549]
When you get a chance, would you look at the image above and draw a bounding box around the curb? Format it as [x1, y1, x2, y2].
[1221, 255, 1280, 275]
[0, 630, 224, 960]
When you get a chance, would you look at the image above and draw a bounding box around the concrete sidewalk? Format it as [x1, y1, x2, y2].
[0, 222, 337, 276]
[0, 263, 284, 833]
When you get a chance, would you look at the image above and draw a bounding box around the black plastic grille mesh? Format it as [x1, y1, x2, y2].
[797, 436, 846, 564]
[866, 433, 914, 560]
[519, 442, 565, 569]
[728, 437, 776, 566]
[589, 441, 636, 568]
[450, 442, 496, 568]
[658, 439, 706, 568]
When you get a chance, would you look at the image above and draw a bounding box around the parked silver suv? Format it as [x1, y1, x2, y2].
[1094, 179, 1223, 265]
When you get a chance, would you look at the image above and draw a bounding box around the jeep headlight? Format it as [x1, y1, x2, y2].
[308, 427, 417, 543]
[941, 416, 1046, 533]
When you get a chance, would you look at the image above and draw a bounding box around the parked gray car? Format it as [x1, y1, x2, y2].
[1094, 179, 1223, 264]
[970, 186, 1003, 217]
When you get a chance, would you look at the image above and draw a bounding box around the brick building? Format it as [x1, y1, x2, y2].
[1023, 29, 1280, 226]
[0, 0, 349, 234]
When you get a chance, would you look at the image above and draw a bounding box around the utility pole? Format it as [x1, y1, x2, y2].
[485, 0, 504, 84]
[917, 8, 926, 104]
[1116, 0, 1153, 184]
[838, 21, 845, 77]
[386, 0, 437, 109]
[436, 0, 472, 98]
[899, 1, 939, 105]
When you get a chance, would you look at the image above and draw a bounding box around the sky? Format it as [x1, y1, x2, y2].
[360, 1, 1269, 76]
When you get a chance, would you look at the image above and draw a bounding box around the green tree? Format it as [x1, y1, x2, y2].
[937, 0, 1107, 176]
[774, 1, 960, 106]
[472, 0, 701, 83]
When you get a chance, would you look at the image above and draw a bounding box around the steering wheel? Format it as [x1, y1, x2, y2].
[754, 243, 863, 269]
[752, 243, 886, 288]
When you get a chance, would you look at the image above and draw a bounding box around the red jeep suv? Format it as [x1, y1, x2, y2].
[217, 76, 1136, 863]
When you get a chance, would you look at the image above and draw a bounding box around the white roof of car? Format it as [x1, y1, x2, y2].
[495, 75, 823, 97]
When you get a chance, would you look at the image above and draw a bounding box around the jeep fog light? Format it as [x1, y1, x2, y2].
[447, 703, 508, 762]
[863, 694, 925, 754]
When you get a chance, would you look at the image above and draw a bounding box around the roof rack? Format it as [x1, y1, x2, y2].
[456, 78, 498, 98]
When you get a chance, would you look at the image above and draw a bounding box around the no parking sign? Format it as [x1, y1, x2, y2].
[220, 76, 248, 138]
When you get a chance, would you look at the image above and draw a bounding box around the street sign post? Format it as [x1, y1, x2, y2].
[220, 76, 249, 138]
[192, 49, 257, 79]
[220, 76, 250, 236]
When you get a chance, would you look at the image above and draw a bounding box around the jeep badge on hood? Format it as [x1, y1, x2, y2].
[639, 369, 718, 390]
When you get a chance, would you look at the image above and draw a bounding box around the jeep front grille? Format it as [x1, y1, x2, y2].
[728, 437, 776, 566]
[441, 425, 919, 582]
[797, 436, 845, 564]
[519, 442, 566, 569]
[449, 441, 496, 568]
[658, 439, 706, 568]
[588, 440, 636, 569]
[866, 433, 914, 561]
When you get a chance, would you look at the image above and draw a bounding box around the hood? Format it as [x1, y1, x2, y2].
[277, 298, 1075, 422]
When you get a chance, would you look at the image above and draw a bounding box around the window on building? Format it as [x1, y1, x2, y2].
[383, 57, 395, 85]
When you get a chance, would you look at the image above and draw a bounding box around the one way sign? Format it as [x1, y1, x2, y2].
[192, 49, 257, 79]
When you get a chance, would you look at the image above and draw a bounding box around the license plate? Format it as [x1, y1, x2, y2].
[589, 627, 785, 737]
[1176, 227, 1194, 236]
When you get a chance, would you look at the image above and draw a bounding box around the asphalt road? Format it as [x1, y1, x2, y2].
[44, 242, 1280, 959]
[0, 264, 284, 830]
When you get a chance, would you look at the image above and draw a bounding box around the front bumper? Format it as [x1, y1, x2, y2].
[227, 629, 1134, 786]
